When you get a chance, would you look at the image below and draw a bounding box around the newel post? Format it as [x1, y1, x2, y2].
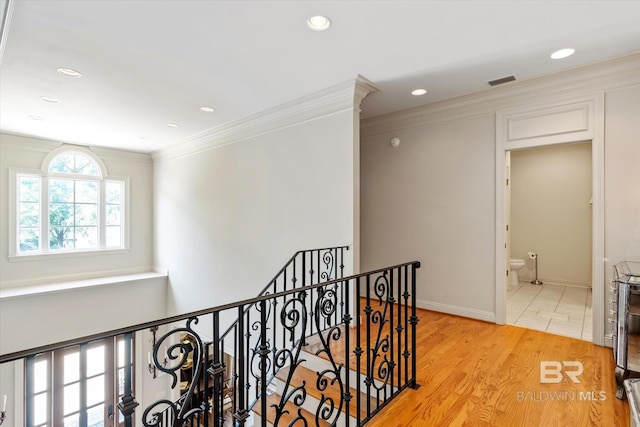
[118, 332, 139, 426]
[409, 262, 421, 390]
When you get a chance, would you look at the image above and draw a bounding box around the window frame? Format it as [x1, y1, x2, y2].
[8, 146, 130, 260]
[25, 336, 134, 427]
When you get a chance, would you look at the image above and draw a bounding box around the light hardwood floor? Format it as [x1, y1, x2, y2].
[365, 308, 629, 427]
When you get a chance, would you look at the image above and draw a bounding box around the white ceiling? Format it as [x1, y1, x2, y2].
[1, 1, 640, 154]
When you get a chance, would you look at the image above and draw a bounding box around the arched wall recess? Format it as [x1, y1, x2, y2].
[495, 93, 605, 346]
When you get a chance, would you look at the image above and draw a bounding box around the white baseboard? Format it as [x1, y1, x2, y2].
[416, 299, 496, 323]
[536, 277, 591, 288]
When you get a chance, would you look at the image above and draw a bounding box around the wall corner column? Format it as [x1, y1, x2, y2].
[353, 75, 381, 275]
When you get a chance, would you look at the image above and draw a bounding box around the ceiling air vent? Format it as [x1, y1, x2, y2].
[488, 75, 516, 86]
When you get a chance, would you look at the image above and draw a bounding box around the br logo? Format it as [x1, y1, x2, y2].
[540, 361, 583, 384]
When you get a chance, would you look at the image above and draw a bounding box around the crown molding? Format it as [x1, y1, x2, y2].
[152, 76, 367, 162]
[0, 132, 152, 164]
[361, 51, 640, 138]
[354, 74, 381, 110]
[0, 132, 59, 153]
[89, 146, 152, 165]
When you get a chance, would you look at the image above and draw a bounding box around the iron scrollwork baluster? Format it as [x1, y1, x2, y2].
[250, 299, 273, 397]
[320, 250, 335, 282]
[370, 272, 393, 403]
[142, 317, 205, 426]
[319, 250, 336, 333]
[272, 291, 309, 426]
[313, 286, 345, 426]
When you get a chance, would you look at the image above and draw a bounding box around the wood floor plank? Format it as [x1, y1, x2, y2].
[364, 308, 629, 427]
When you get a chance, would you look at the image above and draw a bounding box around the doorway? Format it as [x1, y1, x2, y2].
[505, 142, 593, 340]
[494, 94, 605, 346]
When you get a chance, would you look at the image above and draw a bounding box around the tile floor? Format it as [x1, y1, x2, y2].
[506, 281, 592, 341]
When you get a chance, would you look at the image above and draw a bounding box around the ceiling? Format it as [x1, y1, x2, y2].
[1, 1, 640, 154]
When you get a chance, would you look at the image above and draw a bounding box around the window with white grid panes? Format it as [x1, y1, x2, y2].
[12, 148, 127, 256]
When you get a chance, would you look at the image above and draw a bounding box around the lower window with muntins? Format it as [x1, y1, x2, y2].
[25, 335, 133, 427]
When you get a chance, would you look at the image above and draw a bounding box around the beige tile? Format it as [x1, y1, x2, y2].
[530, 285, 564, 305]
[506, 299, 527, 309]
[508, 294, 538, 306]
[546, 320, 583, 339]
[566, 313, 585, 326]
[582, 309, 593, 338]
[556, 301, 586, 314]
[529, 288, 560, 301]
[506, 283, 592, 342]
[517, 284, 545, 296]
[515, 315, 551, 331]
[584, 308, 593, 322]
[537, 310, 569, 322]
[556, 306, 586, 325]
[561, 290, 587, 301]
[539, 283, 565, 294]
[508, 294, 535, 305]
[506, 313, 522, 324]
[506, 304, 527, 319]
[506, 283, 525, 298]
[528, 299, 559, 311]
[516, 308, 551, 330]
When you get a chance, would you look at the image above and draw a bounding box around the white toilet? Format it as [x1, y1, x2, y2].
[509, 258, 526, 288]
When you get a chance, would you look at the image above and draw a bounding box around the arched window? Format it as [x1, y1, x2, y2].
[12, 146, 127, 256]
[47, 151, 102, 176]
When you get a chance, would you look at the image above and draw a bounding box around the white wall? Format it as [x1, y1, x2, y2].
[510, 142, 592, 286]
[360, 115, 496, 319]
[153, 107, 357, 316]
[604, 84, 640, 337]
[604, 85, 640, 266]
[361, 54, 640, 325]
[151, 77, 380, 317]
[0, 273, 167, 354]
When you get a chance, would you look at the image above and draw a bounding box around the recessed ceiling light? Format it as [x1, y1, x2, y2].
[28, 115, 44, 120]
[57, 67, 82, 77]
[200, 106, 215, 112]
[306, 15, 331, 31]
[550, 48, 575, 59]
[411, 89, 427, 96]
[41, 96, 60, 103]
[166, 123, 179, 128]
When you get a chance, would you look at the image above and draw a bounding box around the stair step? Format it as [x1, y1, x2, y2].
[253, 392, 329, 427]
[275, 364, 378, 422]
[303, 326, 402, 384]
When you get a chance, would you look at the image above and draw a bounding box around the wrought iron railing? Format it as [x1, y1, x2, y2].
[1, 253, 420, 427]
[221, 246, 350, 351]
